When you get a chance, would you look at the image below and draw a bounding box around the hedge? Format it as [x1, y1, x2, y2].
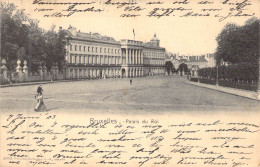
[198, 63, 258, 82]
[196, 63, 258, 91]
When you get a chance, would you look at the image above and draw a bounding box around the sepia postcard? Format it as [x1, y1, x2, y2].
[0, 0, 260, 166]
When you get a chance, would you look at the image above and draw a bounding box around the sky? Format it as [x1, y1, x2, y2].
[4, 0, 260, 55]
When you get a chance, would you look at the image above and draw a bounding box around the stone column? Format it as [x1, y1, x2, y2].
[93, 69, 96, 77]
[141, 51, 143, 64]
[0, 59, 8, 83]
[87, 69, 89, 78]
[126, 68, 129, 78]
[86, 55, 89, 64]
[126, 48, 129, 65]
[129, 49, 132, 64]
[117, 69, 120, 77]
[67, 67, 71, 79]
[42, 64, 47, 78]
[16, 59, 22, 73]
[107, 69, 109, 77]
[23, 60, 28, 81]
[55, 65, 59, 79]
[135, 50, 137, 64]
[132, 49, 135, 64]
[38, 65, 43, 81]
[137, 50, 139, 64]
[51, 65, 55, 81]
[131, 49, 133, 64]
[89, 55, 92, 65]
[77, 68, 79, 78]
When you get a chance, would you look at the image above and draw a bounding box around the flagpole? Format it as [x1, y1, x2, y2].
[133, 29, 135, 41]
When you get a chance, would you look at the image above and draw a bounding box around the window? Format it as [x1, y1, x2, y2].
[108, 49, 110, 54]
[96, 47, 98, 53]
[79, 46, 81, 51]
[75, 56, 77, 63]
[100, 48, 102, 53]
[104, 48, 106, 53]
[88, 47, 90, 52]
[111, 49, 113, 54]
[70, 45, 72, 51]
[92, 47, 94, 52]
[79, 56, 81, 64]
[70, 54, 72, 63]
[84, 46, 86, 52]
[75, 45, 77, 51]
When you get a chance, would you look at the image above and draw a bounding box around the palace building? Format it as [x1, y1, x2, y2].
[64, 26, 166, 79]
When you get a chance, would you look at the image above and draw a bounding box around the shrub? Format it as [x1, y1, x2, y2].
[198, 63, 258, 82]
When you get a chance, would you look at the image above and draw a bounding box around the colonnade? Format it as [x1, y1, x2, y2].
[124, 67, 144, 78]
[143, 57, 165, 66]
[67, 67, 153, 78]
[124, 48, 143, 65]
[68, 67, 124, 78]
[143, 67, 165, 76]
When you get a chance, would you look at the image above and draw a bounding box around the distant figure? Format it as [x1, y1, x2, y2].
[187, 73, 191, 81]
[130, 79, 132, 85]
[34, 85, 47, 112]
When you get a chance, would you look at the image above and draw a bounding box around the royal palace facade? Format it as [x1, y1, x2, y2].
[64, 26, 166, 79]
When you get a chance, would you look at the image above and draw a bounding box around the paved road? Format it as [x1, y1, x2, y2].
[0, 76, 259, 114]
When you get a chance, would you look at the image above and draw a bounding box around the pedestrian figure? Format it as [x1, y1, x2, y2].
[37, 84, 43, 95]
[130, 79, 132, 85]
[34, 85, 47, 112]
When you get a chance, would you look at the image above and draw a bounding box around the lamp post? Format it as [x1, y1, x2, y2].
[257, 22, 260, 99]
[61, 60, 67, 80]
[216, 65, 219, 86]
[257, 52, 260, 100]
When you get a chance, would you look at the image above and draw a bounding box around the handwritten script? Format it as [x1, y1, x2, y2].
[0, 113, 259, 166]
[30, 0, 257, 22]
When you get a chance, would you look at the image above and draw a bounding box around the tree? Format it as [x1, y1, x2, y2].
[165, 61, 174, 75]
[0, 2, 28, 70]
[44, 26, 67, 70]
[178, 63, 188, 75]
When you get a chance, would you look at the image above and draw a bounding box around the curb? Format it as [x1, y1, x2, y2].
[0, 79, 81, 88]
[0, 77, 127, 88]
[186, 81, 260, 101]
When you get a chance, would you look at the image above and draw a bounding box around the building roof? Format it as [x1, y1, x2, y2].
[189, 56, 208, 63]
[64, 28, 119, 44]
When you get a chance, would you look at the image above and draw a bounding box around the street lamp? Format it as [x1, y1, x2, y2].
[216, 65, 219, 86]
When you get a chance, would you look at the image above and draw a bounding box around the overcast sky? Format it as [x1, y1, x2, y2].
[5, 0, 260, 55]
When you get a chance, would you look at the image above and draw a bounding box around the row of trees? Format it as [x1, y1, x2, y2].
[165, 61, 189, 75]
[0, 2, 67, 72]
